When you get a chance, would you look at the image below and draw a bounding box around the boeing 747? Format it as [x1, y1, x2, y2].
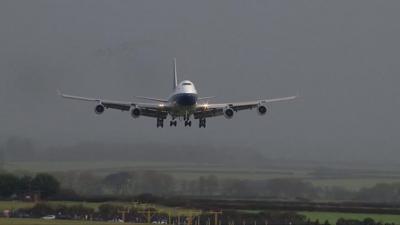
[59, 59, 296, 128]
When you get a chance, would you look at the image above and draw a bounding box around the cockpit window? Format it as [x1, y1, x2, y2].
[183, 83, 191, 85]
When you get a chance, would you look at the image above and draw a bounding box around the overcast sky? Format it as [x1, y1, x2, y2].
[0, 0, 399, 164]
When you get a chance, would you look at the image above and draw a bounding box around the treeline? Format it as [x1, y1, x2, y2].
[3, 169, 400, 202]
[54, 170, 400, 202]
[9, 202, 397, 225]
[0, 173, 60, 199]
[6, 202, 320, 225]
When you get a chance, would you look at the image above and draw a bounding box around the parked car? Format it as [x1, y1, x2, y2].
[42, 215, 56, 220]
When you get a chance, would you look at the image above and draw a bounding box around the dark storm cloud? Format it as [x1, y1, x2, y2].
[0, 0, 399, 164]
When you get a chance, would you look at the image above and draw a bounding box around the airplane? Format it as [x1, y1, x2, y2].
[59, 58, 297, 128]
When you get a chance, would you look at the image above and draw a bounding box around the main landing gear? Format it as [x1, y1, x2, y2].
[199, 118, 206, 128]
[184, 120, 192, 127]
[170, 120, 177, 127]
[160, 116, 206, 128]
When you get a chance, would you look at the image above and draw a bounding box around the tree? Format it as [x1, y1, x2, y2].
[266, 178, 317, 199]
[32, 173, 60, 198]
[17, 175, 33, 195]
[139, 171, 175, 195]
[102, 171, 133, 195]
[30, 203, 55, 217]
[204, 175, 219, 195]
[98, 203, 125, 220]
[0, 173, 19, 198]
[363, 218, 375, 225]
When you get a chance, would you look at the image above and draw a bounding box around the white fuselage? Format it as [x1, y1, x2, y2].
[168, 80, 198, 118]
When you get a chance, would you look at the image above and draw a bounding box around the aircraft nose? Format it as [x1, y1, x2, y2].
[176, 94, 197, 106]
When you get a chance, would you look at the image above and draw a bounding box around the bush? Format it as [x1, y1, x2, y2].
[0, 173, 19, 198]
[30, 203, 55, 217]
[98, 203, 125, 220]
[32, 173, 60, 198]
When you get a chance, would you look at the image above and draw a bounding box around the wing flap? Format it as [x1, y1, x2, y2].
[103, 102, 131, 111]
[194, 108, 223, 119]
[140, 108, 168, 119]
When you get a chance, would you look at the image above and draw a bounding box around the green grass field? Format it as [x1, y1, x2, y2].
[2, 201, 400, 225]
[0, 201, 110, 211]
[0, 201, 201, 217]
[0, 218, 144, 225]
[301, 211, 400, 225]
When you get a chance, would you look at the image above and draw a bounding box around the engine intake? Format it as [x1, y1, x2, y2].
[258, 105, 267, 115]
[94, 104, 105, 115]
[224, 107, 234, 119]
[131, 107, 141, 118]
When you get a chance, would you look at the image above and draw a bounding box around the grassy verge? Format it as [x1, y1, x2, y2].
[0, 218, 144, 225]
[0, 200, 200, 217]
[301, 211, 400, 225]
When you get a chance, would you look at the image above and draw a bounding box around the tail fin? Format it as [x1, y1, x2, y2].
[173, 58, 178, 89]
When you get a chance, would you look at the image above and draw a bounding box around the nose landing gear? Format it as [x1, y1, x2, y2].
[199, 118, 206, 128]
[156, 118, 164, 128]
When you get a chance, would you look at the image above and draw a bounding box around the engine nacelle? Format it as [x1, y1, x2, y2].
[131, 107, 141, 118]
[94, 104, 105, 115]
[257, 105, 268, 115]
[223, 107, 234, 119]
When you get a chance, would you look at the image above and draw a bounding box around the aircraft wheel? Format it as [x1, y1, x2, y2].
[199, 118, 206, 128]
[157, 118, 164, 128]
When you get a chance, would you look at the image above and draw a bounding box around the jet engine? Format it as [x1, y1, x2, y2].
[94, 104, 105, 115]
[257, 105, 268, 115]
[131, 107, 141, 118]
[224, 107, 234, 119]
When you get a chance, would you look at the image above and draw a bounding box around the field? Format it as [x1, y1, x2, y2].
[2, 212, 400, 225]
[0, 218, 143, 225]
[0, 201, 115, 211]
[5, 161, 400, 190]
[301, 212, 400, 225]
[0, 201, 201, 217]
[2, 201, 400, 224]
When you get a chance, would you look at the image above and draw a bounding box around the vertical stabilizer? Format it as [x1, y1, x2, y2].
[173, 58, 178, 89]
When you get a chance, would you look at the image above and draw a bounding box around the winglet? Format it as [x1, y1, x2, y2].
[57, 89, 62, 96]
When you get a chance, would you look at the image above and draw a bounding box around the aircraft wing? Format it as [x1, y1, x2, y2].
[59, 92, 169, 118]
[194, 96, 296, 119]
